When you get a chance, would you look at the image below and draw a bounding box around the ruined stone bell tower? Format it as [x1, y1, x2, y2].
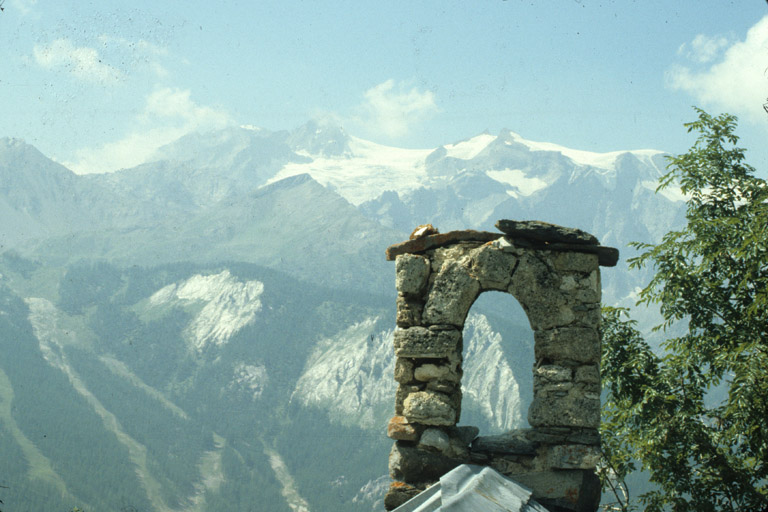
[383, 220, 618, 512]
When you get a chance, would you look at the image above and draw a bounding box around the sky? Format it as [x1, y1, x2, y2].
[1, 0, 767, 174]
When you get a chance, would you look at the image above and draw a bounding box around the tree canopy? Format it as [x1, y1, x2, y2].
[600, 109, 768, 511]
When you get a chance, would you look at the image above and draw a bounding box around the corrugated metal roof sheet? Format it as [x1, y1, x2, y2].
[392, 464, 550, 512]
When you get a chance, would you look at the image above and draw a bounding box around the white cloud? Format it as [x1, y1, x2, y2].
[66, 88, 233, 174]
[7, 0, 37, 15]
[677, 34, 730, 64]
[33, 38, 123, 84]
[354, 79, 439, 138]
[667, 16, 768, 122]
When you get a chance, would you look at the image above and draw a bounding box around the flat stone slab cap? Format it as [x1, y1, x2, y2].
[496, 220, 598, 245]
[386, 230, 502, 261]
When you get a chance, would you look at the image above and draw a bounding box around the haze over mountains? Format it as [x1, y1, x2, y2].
[0, 121, 685, 511]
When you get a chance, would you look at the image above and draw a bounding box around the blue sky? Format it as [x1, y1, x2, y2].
[1, 0, 767, 174]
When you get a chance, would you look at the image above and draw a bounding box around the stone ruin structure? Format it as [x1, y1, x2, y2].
[383, 220, 618, 512]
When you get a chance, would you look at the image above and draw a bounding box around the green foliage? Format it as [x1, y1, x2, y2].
[600, 109, 768, 511]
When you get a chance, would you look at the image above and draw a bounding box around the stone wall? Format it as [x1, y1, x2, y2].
[383, 220, 618, 512]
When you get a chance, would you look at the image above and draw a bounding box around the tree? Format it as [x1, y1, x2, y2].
[599, 109, 768, 511]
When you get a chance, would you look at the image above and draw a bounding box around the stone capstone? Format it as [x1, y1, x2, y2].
[396, 254, 431, 295]
[495, 220, 599, 245]
[403, 390, 457, 426]
[386, 230, 502, 261]
[393, 327, 460, 358]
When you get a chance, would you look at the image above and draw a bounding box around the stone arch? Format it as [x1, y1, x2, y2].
[384, 220, 618, 512]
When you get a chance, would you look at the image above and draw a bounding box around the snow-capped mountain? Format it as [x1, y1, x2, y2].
[0, 120, 688, 511]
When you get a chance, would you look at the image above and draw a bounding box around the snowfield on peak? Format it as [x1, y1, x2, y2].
[505, 130, 665, 170]
[485, 169, 548, 198]
[267, 136, 433, 206]
[443, 133, 497, 160]
[149, 270, 265, 351]
[263, 127, 666, 208]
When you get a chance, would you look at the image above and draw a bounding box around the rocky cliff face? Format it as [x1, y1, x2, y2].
[0, 122, 685, 511]
[291, 312, 527, 434]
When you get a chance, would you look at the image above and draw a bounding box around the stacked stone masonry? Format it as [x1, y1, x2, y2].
[384, 220, 617, 512]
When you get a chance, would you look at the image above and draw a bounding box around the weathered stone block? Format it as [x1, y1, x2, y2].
[389, 442, 464, 483]
[419, 428, 450, 452]
[425, 381, 458, 394]
[403, 390, 457, 426]
[492, 236, 525, 255]
[537, 444, 602, 470]
[472, 430, 539, 456]
[394, 358, 415, 384]
[396, 294, 423, 327]
[414, 363, 456, 382]
[526, 302, 578, 331]
[574, 365, 600, 384]
[534, 364, 573, 383]
[526, 427, 601, 446]
[387, 415, 420, 441]
[394, 327, 460, 358]
[489, 456, 535, 476]
[396, 254, 431, 295]
[551, 251, 600, 273]
[535, 327, 600, 364]
[384, 481, 423, 510]
[395, 384, 419, 416]
[512, 470, 601, 512]
[422, 261, 480, 327]
[576, 271, 601, 303]
[469, 244, 517, 290]
[571, 303, 602, 328]
[429, 244, 475, 272]
[508, 253, 582, 330]
[508, 252, 560, 302]
[528, 395, 601, 429]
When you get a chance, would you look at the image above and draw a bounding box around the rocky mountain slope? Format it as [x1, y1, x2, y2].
[0, 121, 686, 511]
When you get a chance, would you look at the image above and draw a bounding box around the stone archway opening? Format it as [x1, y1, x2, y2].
[383, 220, 618, 512]
[460, 291, 533, 434]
